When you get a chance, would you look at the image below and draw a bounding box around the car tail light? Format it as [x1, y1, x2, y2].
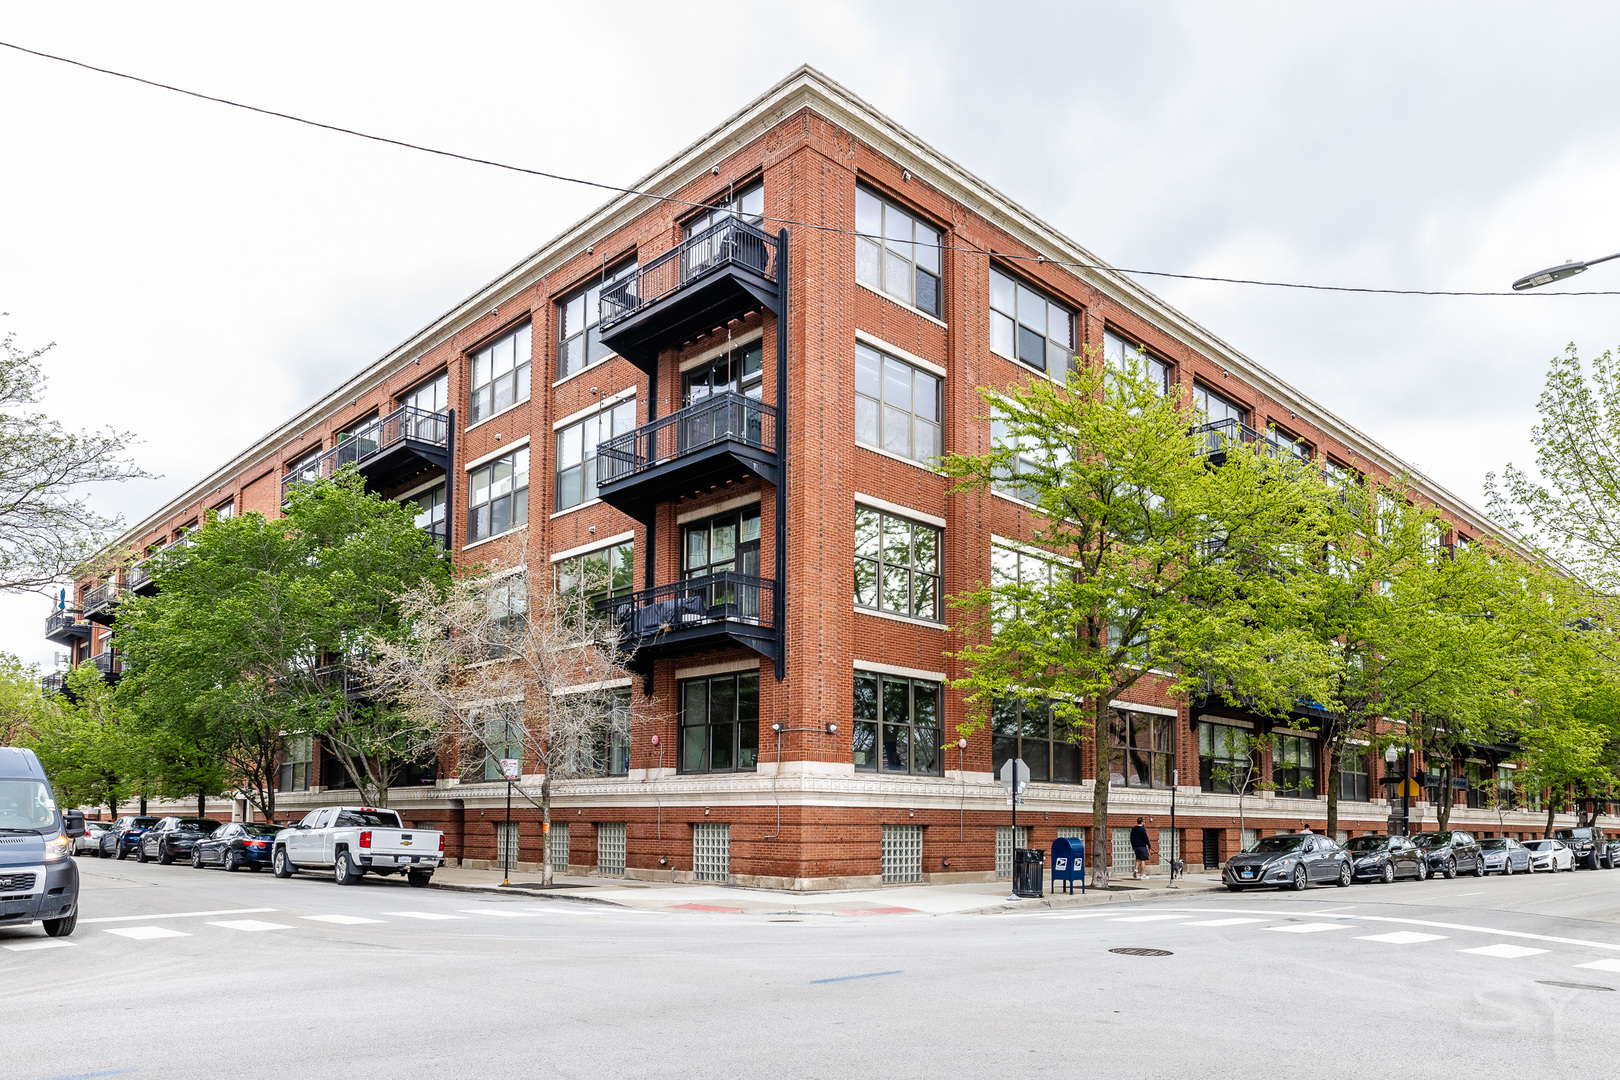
[438, 835, 445, 852]
[359, 831, 371, 848]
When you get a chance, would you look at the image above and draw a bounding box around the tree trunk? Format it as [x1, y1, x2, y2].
[1323, 740, 1339, 838]
[1545, 801, 1555, 839]
[197, 793, 205, 818]
[1091, 696, 1110, 887]
[1435, 765, 1452, 831]
[540, 771, 553, 887]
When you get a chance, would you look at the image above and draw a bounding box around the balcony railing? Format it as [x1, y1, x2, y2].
[44, 609, 90, 643]
[40, 672, 66, 695]
[126, 560, 153, 593]
[599, 217, 779, 332]
[82, 582, 124, 620]
[281, 404, 450, 501]
[595, 571, 775, 639]
[90, 649, 121, 677]
[1193, 418, 1308, 462]
[597, 392, 778, 488]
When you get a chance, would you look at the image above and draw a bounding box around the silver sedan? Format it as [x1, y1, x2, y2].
[1479, 837, 1533, 875]
[1522, 838, 1575, 872]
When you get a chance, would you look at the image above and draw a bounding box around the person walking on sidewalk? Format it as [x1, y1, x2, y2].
[1130, 818, 1153, 879]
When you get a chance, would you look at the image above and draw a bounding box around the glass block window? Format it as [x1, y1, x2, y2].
[855, 186, 942, 317]
[995, 825, 1030, 879]
[854, 507, 940, 621]
[555, 399, 636, 512]
[990, 266, 1074, 375]
[881, 824, 924, 884]
[679, 672, 759, 774]
[495, 821, 520, 870]
[855, 342, 941, 463]
[468, 447, 530, 543]
[1103, 330, 1169, 394]
[470, 323, 532, 424]
[991, 699, 1081, 784]
[1241, 828, 1259, 852]
[597, 822, 627, 876]
[1157, 828, 1182, 871]
[548, 821, 570, 873]
[693, 822, 730, 882]
[558, 263, 636, 379]
[852, 672, 942, 775]
[1109, 827, 1136, 875]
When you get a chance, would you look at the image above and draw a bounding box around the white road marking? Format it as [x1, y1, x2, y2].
[382, 911, 465, 920]
[209, 920, 292, 932]
[104, 926, 190, 940]
[1461, 944, 1547, 959]
[1109, 914, 1190, 923]
[1576, 959, 1620, 973]
[458, 908, 548, 918]
[2, 939, 75, 952]
[1185, 918, 1264, 927]
[1043, 912, 1124, 920]
[81, 907, 278, 925]
[1269, 923, 1346, 934]
[302, 915, 385, 925]
[1358, 931, 1448, 945]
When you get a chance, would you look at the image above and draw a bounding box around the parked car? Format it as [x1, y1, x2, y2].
[1479, 837, 1533, 875]
[1522, 838, 1575, 873]
[1223, 833, 1352, 891]
[99, 815, 159, 859]
[135, 817, 222, 864]
[1553, 826, 1613, 870]
[192, 822, 281, 871]
[1344, 834, 1427, 883]
[1411, 830, 1486, 878]
[73, 820, 111, 856]
[273, 805, 444, 886]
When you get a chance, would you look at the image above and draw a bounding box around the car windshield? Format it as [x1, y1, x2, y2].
[1522, 840, 1551, 851]
[129, 817, 159, 828]
[243, 824, 281, 836]
[1555, 828, 1591, 841]
[0, 778, 58, 831]
[1345, 836, 1389, 852]
[1248, 835, 1307, 854]
[1479, 839, 1508, 850]
[1412, 833, 1451, 849]
[176, 818, 222, 832]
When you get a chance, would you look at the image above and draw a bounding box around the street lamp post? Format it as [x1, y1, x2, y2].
[1512, 251, 1620, 291]
[1384, 745, 1409, 836]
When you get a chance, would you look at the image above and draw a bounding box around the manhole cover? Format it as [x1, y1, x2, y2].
[1109, 948, 1173, 957]
[1537, 980, 1613, 992]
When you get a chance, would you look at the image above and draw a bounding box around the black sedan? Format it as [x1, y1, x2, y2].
[99, 815, 159, 859]
[135, 817, 222, 864]
[1345, 833, 1427, 883]
[192, 822, 281, 871]
[1223, 833, 1353, 891]
[1411, 830, 1486, 878]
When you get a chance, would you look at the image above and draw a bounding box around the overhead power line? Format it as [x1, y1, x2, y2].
[4, 38, 1619, 299]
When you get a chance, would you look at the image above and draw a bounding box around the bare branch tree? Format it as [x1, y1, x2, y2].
[363, 533, 647, 885]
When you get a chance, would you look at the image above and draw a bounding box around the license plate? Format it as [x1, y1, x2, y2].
[1240, 869, 1255, 878]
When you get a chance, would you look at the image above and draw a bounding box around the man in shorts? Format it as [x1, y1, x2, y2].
[1130, 817, 1153, 879]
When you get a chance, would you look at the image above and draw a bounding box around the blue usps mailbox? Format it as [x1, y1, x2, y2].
[1051, 836, 1085, 895]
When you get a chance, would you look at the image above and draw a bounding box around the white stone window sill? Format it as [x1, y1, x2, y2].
[857, 281, 949, 330]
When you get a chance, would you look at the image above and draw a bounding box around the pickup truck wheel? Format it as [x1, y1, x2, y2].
[408, 870, 433, 888]
[42, 910, 76, 938]
[273, 847, 296, 878]
[334, 850, 362, 886]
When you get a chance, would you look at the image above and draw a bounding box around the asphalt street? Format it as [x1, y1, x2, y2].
[4, 857, 1620, 1080]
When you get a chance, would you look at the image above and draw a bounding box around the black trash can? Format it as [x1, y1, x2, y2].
[1012, 848, 1045, 898]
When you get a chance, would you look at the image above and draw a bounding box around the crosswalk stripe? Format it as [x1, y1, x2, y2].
[1461, 944, 1547, 959]
[2, 938, 75, 952]
[381, 911, 464, 920]
[1358, 931, 1448, 945]
[1268, 923, 1346, 934]
[209, 920, 292, 932]
[1576, 959, 1620, 973]
[302, 915, 386, 925]
[1184, 918, 1264, 927]
[104, 926, 189, 940]
[1109, 914, 1189, 923]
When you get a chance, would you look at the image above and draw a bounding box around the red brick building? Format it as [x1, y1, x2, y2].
[48, 68, 1565, 885]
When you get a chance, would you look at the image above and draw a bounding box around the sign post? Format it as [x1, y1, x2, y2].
[500, 758, 520, 886]
[999, 758, 1030, 899]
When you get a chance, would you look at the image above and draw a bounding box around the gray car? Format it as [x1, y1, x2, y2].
[1478, 837, 1532, 875]
[1223, 833, 1353, 891]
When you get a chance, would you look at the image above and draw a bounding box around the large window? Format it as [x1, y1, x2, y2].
[556, 541, 635, 611]
[1338, 746, 1370, 802]
[476, 703, 525, 783]
[485, 572, 527, 658]
[1109, 710, 1173, 788]
[852, 672, 941, 775]
[470, 323, 532, 424]
[1103, 330, 1169, 393]
[855, 186, 942, 317]
[684, 342, 763, 403]
[990, 543, 1064, 623]
[278, 734, 312, 793]
[1199, 722, 1255, 794]
[992, 699, 1081, 784]
[990, 267, 1075, 375]
[285, 445, 323, 487]
[990, 406, 1068, 502]
[592, 689, 633, 777]
[400, 370, 449, 415]
[468, 447, 530, 543]
[555, 399, 636, 512]
[558, 264, 636, 379]
[1273, 734, 1318, 799]
[409, 484, 447, 544]
[680, 672, 759, 773]
[855, 343, 941, 463]
[854, 508, 940, 622]
[1192, 383, 1247, 426]
[684, 182, 764, 235]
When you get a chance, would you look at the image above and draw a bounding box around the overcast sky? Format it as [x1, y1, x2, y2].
[3, 2, 1618, 670]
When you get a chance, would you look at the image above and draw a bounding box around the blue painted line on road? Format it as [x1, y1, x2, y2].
[811, 970, 903, 984]
[36, 1069, 136, 1080]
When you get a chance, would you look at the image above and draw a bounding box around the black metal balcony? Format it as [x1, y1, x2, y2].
[594, 392, 779, 524]
[596, 571, 778, 673]
[40, 672, 67, 696]
[598, 219, 781, 370]
[90, 649, 121, 680]
[82, 582, 124, 626]
[126, 559, 158, 597]
[281, 405, 452, 502]
[45, 609, 91, 645]
[1193, 418, 1309, 465]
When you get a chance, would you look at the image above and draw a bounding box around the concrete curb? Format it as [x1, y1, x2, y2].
[428, 880, 631, 908]
[962, 880, 1227, 916]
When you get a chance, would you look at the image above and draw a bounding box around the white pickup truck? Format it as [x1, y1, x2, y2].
[272, 806, 443, 887]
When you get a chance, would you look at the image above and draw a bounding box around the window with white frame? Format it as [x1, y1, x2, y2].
[467, 447, 529, 543]
[409, 484, 446, 544]
[854, 507, 940, 621]
[400, 370, 448, 415]
[1192, 383, 1246, 426]
[469, 323, 532, 424]
[990, 406, 1068, 502]
[278, 733, 312, 792]
[212, 499, 236, 521]
[485, 572, 527, 658]
[558, 264, 636, 379]
[990, 542, 1064, 623]
[555, 541, 635, 616]
[855, 186, 942, 317]
[852, 671, 941, 775]
[684, 182, 764, 235]
[990, 267, 1075, 375]
[555, 399, 636, 512]
[472, 702, 525, 783]
[1103, 330, 1169, 394]
[855, 342, 941, 463]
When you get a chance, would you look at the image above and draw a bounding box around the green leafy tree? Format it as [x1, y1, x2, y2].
[941, 353, 1338, 885]
[0, 652, 51, 746]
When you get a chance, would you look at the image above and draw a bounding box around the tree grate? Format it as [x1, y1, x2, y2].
[1109, 948, 1173, 957]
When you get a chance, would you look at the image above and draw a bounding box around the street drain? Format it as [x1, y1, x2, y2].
[1537, 980, 1613, 992]
[1109, 948, 1173, 957]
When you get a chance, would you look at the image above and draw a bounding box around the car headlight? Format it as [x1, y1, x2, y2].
[43, 835, 72, 861]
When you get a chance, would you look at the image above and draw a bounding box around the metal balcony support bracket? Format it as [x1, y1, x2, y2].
[773, 228, 787, 682]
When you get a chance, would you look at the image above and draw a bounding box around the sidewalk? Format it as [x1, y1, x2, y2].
[430, 865, 1226, 916]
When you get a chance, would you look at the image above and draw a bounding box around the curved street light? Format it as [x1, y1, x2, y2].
[1512, 251, 1620, 291]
